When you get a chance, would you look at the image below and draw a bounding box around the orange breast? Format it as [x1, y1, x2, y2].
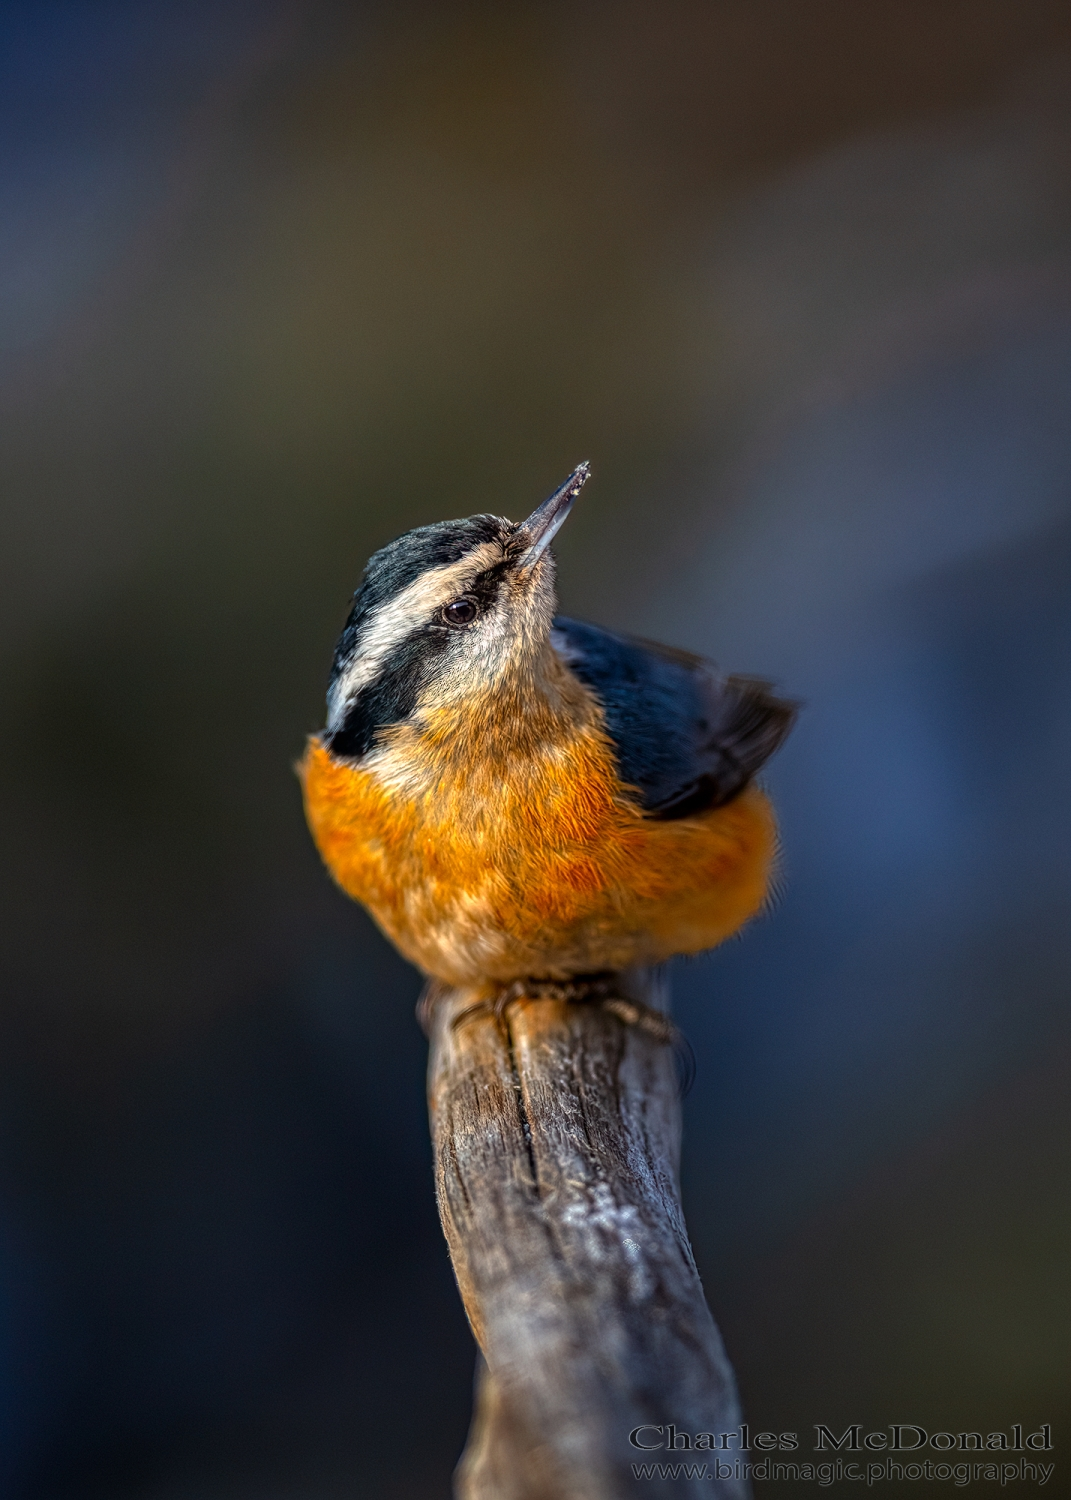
[299, 715, 777, 986]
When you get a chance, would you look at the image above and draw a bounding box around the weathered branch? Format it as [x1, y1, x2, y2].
[426, 977, 749, 1499]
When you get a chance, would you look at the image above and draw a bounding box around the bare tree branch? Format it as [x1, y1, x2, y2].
[426, 978, 749, 1499]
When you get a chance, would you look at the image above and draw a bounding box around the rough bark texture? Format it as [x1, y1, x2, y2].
[426, 978, 749, 1500]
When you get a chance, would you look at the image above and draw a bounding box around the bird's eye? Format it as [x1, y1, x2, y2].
[441, 596, 478, 626]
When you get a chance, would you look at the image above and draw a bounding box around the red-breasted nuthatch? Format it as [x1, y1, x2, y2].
[301, 464, 795, 988]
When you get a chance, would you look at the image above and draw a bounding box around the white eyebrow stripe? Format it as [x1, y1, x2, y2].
[326, 539, 504, 730]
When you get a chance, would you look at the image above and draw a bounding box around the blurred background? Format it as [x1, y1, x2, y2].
[1, 3, 1069, 1496]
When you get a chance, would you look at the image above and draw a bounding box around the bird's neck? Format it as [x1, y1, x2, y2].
[391, 641, 602, 773]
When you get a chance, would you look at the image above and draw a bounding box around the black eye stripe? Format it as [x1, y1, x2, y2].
[465, 561, 511, 608]
[327, 551, 516, 758]
[330, 514, 512, 685]
[328, 630, 450, 758]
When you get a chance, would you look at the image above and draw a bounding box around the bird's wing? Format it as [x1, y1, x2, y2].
[551, 616, 796, 819]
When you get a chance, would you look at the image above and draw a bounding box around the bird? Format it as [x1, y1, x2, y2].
[300, 464, 795, 990]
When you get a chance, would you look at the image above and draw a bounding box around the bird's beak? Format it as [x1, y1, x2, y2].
[516, 462, 590, 568]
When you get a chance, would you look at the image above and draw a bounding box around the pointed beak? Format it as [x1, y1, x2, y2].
[516, 462, 590, 568]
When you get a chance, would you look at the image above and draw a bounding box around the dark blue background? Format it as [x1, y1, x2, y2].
[0, 4, 1068, 1494]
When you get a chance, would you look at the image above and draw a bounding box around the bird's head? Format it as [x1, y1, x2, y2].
[324, 463, 590, 758]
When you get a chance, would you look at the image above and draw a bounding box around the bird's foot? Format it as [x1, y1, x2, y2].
[418, 973, 694, 1095]
[441, 972, 678, 1046]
